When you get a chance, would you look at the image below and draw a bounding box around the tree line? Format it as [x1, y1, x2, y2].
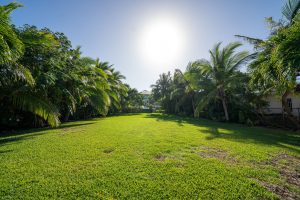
[0, 2, 143, 129]
[2, 0, 300, 130]
[151, 0, 300, 129]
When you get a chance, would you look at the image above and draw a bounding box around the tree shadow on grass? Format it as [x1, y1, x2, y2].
[0, 122, 96, 147]
[109, 113, 145, 117]
[145, 113, 300, 154]
[0, 149, 13, 154]
[146, 113, 185, 126]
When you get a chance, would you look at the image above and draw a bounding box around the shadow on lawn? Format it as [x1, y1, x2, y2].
[0, 122, 96, 147]
[145, 113, 300, 154]
[109, 113, 144, 117]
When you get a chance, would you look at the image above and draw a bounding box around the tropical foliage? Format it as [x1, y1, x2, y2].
[238, 0, 300, 129]
[2, 0, 300, 130]
[0, 2, 138, 129]
[152, 0, 300, 129]
[152, 42, 264, 124]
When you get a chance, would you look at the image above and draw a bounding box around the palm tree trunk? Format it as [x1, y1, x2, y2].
[191, 93, 196, 118]
[192, 98, 196, 118]
[221, 98, 229, 121]
[219, 87, 229, 121]
[282, 90, 300, 130]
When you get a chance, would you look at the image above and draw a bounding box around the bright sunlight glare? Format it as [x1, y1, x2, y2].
[139, 16, 186, 66]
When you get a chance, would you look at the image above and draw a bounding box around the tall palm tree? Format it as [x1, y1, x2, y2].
[95, 59, 128, 112]
[171, 69, 198, 116]
[107, 69, 128, 112]
[77, 57, 111, 116]
[151, 72, 173, 112]
[151, 72, 173, 100]
[192, 42, 252, 121]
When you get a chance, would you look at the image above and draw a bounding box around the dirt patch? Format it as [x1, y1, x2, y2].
[253, 179, 298, 200]
[265, 154, 300, 188]
[62, 128, 85, 132]
[59, 128, 85, 136]
[255, 153, 300, 199]
[198, 147, 237, 163]
[154, 154, 166, 161]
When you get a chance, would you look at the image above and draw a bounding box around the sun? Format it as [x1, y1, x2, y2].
[139, 17, 186, 66]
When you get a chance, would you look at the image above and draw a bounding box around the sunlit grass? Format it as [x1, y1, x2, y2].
[0, 113, 299, 199]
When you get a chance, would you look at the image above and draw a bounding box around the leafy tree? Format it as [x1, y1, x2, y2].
[120, 85, 143, 113]
[191, 42, 252, 121]
[170, 69, 198, 116]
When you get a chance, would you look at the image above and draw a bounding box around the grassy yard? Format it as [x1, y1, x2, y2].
[0, 113, 299, 199]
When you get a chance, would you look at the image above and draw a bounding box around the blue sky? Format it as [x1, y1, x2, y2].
[7, 0, 283, 91]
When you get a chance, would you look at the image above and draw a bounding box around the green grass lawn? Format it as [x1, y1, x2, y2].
[0, 113, 299, 199]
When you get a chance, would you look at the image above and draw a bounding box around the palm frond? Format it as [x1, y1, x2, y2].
[223, 42, 242, 60]
[209, 42, 222, 67]
[235, 35, 263, 47]
[0, 63, 35, 87]
[190, 59, 212, 75]
[226, 51, 253, 73]
[194, 89, 218, 117]
[0, 3, 24, 64]
[87, 90, 111, 115]
[282, 0, 300, 22]
[11, 90, 60, 127]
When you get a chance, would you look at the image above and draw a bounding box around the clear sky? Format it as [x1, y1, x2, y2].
[7, 0, 283, 91]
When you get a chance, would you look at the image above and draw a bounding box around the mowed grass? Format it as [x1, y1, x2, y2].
[0, 114, 299, 199]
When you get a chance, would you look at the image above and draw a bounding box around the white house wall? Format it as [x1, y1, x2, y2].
[265, 94, 300, 117]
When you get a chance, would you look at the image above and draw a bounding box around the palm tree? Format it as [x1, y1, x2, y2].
[76, 57, 111, 117]
[0, 2, 34, 86]
[171, 69, 198, 116]
[151, 72, 173, 100]
[248, 18, 300, 129]
[192, 42, 252, 121]
[235, 0, 300, 129]
[0, 4, 60, 127]
[94, 59, 128, 113]
[0, 2, 24, 64]
[109, 69, 128, 111]
[151, 72, 174, 112]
